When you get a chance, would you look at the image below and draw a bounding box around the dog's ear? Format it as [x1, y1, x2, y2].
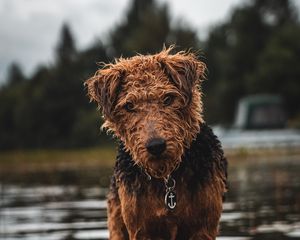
[159, 51, 206, 106]
[85, 65, 125, 120]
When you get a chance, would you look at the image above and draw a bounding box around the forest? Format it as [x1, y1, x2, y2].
[1, 0, 300, 149]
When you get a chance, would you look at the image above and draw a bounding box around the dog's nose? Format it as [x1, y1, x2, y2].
[146, 138, 166, 156]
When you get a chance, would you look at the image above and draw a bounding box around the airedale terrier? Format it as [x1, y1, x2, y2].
[85, 47, 228, 240]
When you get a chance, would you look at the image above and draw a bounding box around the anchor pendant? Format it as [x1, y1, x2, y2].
[164, 175, 177, 210]
[165, 190, 177, 210]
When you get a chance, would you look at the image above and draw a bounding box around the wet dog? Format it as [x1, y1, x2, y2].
[85, 47, 228, 240]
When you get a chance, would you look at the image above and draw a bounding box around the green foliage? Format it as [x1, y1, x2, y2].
[6, 63, 26, 86]
[1, 0, 300, 149]
[56, 23, 77, 64]
[0, 23, 109, 149]
[204, 0, 300, 124]
[247, 23, 300, 117]
[110, 0, 169, 55]
[109, 0, 200, 57]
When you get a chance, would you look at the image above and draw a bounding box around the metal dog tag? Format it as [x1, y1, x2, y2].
[165, 190, 177, 210]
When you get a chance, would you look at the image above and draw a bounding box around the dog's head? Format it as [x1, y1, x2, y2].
[85, 47, 206, 178]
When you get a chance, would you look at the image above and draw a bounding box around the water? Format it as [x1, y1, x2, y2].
[1, 155, 300, 240]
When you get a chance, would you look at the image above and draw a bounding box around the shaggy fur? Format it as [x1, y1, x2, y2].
[85, 47, 228, 240]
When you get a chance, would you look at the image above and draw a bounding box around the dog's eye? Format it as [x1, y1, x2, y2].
[163, 95, 174, 106]
[124, 102, 135, 112]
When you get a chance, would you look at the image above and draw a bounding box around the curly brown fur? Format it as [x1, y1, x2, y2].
[86, 47, 205, 178]
[85, 47, 228, 240]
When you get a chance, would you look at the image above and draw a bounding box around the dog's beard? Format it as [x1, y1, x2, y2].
[138, 153, 181, 178]
[128, 138, 185, 178]
[141, 155, 181, 179]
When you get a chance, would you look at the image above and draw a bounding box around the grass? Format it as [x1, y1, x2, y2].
[0, 146, 117, 185]
[1, 145, 300, 172]
[1, 145, 300, 185]
[0, 146, 116, 173]
[225, 146, 300, 162]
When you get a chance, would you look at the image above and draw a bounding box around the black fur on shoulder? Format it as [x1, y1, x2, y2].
[110, 123, 227, 195]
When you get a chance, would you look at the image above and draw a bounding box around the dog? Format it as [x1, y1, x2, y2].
[85, 47, 228, 240]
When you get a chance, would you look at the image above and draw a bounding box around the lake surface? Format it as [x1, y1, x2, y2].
[1, 155, 300, 240]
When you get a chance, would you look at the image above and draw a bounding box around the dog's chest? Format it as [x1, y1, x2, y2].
[121, 177, 203, 220]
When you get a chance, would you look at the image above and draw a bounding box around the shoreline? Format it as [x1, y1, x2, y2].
[1, 146, 300, 173]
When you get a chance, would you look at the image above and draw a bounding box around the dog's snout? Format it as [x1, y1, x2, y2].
[146, 138, 166, 156]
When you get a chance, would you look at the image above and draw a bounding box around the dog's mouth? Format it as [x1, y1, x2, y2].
[143, 155, 180, 179]
[130, 141, 183, 178]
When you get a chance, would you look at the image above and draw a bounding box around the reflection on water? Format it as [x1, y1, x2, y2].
[222, 156, 300, 240]
[0, 185, 109, 240]
[1, 156, 300, 240]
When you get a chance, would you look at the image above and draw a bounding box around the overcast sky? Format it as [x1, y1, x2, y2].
[1, 0, 299, 84]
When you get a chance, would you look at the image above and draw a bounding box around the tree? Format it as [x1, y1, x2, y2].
[203, 0, 300, 124]
[56, 23, 77, 64]
[247, 23, 300, 118]
[109, 0, 170, 56]
[6, 63, 25, 86]
[109, 0, 200, 58]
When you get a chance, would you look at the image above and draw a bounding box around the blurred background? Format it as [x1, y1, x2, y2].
[1, 0, 300, 239]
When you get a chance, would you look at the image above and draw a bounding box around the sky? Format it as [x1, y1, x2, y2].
[0, 0, 299, 84]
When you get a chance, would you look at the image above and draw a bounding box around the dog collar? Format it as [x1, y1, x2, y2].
[141, 167, 178, 211]
[164, 175, 177, 210]
[137, 157, 180, 211]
